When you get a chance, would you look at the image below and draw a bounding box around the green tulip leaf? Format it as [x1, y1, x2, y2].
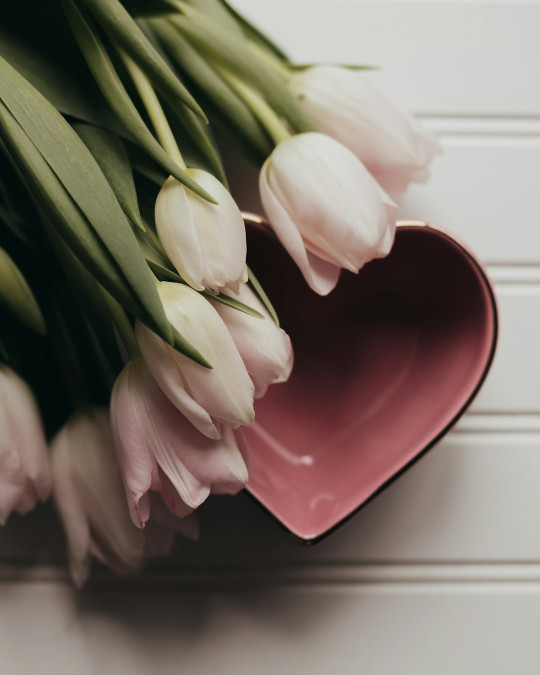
[201, 289, 264, 319]
[122, 0, 179, 16]
[0, 1, 121, 131]
[73, 122, 144, 231]
[217, 0, 289, 61]
[0, 60, 174, 339]
[247, 264, 279, 325]
[43, 223, 125, 373]
[170, 8, 315, 133]
[151, 19, 273, 160]
[79, 0, 206, 121]
[62, 0, 215, 202]
[0, 247, 46, 335]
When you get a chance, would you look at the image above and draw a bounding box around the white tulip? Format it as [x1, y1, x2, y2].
[259, 132, 397, 295]
[0, 366, 51, 524]
[209, 285, 293, 398]
[50, 407, 146, 587]
[136, 281, 255, 440]
[289, 66, 441, 194]
[111, 359, 248, 528]
[155, 171, 248, 293]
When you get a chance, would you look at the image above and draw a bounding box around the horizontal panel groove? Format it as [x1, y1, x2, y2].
[455, 413, 540, 433]
[487, 266, 540, 284]
[6, 563, 540, 588]
[421, 115, 540, 138]
[489, 266, 540, 283]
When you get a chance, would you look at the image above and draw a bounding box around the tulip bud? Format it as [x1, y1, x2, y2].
[0, 366, 51, 525]
[136, 281, 255, 439]
[289, 66, 441, 194]
[155, 172, 248, 293]
[209, 285, 293, 398]
[111, 359, 248, 528]
[50, 407, 147, 586]
[259, 132, 397, 296]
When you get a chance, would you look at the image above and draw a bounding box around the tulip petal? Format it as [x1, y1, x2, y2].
[141, 370, 247, 505]
[136, 322, 221, 440]
[155, 176, 205, 290]
[111, 362, 161, 527]
[0, 367, 51, 522]
[51, 434, 91, 588]
[156, 171, 247, 293]
[186, 169, 247, 292]
[260, 160, 341, 295]
[289, 66, 441, 194]
[259, 133, 397, 291]
[210, 284, 294, 397]
[138, 283, 255, 437]
[68, 410, 146, 572]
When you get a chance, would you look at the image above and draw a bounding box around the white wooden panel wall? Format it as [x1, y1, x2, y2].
[2, 2, 540, 673]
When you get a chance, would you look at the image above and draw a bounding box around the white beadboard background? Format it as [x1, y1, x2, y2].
[2, 2, 540, 673]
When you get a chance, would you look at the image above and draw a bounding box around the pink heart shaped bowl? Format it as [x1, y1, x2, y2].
[242, 217, 498, 543]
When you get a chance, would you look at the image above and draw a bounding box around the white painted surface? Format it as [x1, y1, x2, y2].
[2, 581, 540, 675]
[2, 1, 540, 672]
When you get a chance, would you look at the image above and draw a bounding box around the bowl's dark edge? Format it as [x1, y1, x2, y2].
[242, 221, 500, 546]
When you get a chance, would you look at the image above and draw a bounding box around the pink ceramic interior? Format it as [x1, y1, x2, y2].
[243, 220, 498, 542]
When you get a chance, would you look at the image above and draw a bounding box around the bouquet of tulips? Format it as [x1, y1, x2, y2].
[0, 0, 439, 585]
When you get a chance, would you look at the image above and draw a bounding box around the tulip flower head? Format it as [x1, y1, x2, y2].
[156, 171, 248, 293]
[0, 366, 51, 525]
[111, 359, 249, 529]
[136, 281, 255, 439]
[289, 66, 441, 194]
[209, 285, 293, 398]
[259, 132, 397, 296]
[51, 407, 147, 587]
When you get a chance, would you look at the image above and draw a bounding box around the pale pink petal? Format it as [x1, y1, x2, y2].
[50, 435, 91, 588]
[260, 160, 341, 295]
[136, 323, 221, 440]
[111, 364, 160, 528]
[289, 66, 441, 194]
[137, 283, 255, 437]
[0, 367, 51, 521]
[210, 285, 294, 398]
[68, 410, 146, 573]
[141, 370, 247, 505]
[155, 176, 205, 290]
[186, 169, 247, 292]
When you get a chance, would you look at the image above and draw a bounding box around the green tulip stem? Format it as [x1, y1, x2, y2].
[216, 65, 291, 146]
[248, 40, 293, 84]
[101, 288, 140, 359]
[118, 50, 187, 170]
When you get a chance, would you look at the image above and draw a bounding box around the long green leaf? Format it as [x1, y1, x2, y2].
[171, 8, 316, 133]
[0, 247, 46, 334]
[0, 104, 151, 322]
[247, 264, 279, 325]
[73, 122, 144, 231]
[151, 19, 273, 159]
[185, 0, 242, 37]
[79, 0, 206, 120]
[201, 289, 264, 319]
[0, 152, 38, 250]
[1, 0, 120, 131]
[62, 0, 215, 202]
[0, 108, 209, 366]
[43, 221, 125, 374]
[217, 0, 289, 61]
[137, 18, 228, 185]
[0, 56, 174, 341]
[122, 0, 179, 15]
